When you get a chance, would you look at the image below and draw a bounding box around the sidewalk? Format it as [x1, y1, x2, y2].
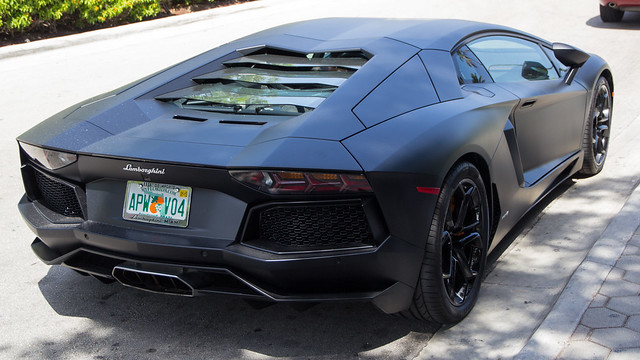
[516, 184, 640, 360]
[415, 180, 640, 360]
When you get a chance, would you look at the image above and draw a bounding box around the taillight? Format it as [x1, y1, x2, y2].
[19, 142, 77, 170]
[229, 170, 372, 194]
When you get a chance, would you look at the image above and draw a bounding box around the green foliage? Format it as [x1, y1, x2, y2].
[0, 0, 215, 34]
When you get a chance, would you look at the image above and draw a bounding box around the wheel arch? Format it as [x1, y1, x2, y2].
[576, 55, 613, 95]
[599, 69, 615, 116]
[448, 152, 500, 246]
[600, 69, 614, 94]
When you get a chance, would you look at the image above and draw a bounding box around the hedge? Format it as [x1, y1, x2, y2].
[0, 0, 214, 35]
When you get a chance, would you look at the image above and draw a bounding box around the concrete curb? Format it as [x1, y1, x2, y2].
[0, 0, 266, 60]
[514, 182, 640, 360]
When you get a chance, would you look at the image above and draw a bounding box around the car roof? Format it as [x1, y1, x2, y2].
[243, 18, 539, 51]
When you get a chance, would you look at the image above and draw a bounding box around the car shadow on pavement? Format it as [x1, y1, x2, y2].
[586, 12, 640, 29]
[29, 181, 575, 360]
[421, 171, 639, 358]
[35, 267, 437, 359]
[32, 173, 634, 360]
[485, 179, 575, 271]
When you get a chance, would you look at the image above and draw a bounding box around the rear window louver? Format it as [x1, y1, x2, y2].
[222, 54, 366, 71]
[156, 48, 370, 116]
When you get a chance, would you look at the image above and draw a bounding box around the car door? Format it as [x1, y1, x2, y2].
[461, 35, 587, 182]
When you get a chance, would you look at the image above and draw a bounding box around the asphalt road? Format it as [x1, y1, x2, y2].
[1, 1, 639, 359]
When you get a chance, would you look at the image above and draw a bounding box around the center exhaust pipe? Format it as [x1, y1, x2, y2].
[112, 263, 194, 296]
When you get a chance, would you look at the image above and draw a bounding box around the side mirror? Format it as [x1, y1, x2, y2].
[522, 61, 549, 80]
[552, 42, 590, 85]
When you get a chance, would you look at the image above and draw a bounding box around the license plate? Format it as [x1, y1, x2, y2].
[123, 181, 192, 228]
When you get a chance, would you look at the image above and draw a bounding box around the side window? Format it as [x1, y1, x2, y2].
[467, 36, 560, 82]
[453, 46, 491, 84]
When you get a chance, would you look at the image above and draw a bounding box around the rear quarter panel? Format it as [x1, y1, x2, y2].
[343, 84, 520, 246]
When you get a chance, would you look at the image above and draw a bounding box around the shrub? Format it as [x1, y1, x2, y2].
[0, 0, 215, 35]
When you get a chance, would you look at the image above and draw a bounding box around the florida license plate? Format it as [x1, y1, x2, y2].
[123, 181, 192, 227]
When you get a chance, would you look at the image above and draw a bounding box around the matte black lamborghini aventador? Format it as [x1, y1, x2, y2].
[17, 18, 612, 324]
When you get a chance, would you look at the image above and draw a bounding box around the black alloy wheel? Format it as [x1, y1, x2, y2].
[580, 76, 612, 176]
[403, 162, 489, 324]
[441, 178, 484, 307]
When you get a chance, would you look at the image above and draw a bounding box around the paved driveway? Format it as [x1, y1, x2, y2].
[1, 1, 639, 359]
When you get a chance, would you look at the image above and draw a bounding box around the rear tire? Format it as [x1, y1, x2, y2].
[600, 5, 624, 22]
[403, 162, 489, 324]
[579, 76, 612, 177]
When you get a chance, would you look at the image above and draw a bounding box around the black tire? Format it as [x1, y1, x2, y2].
[600, 5, 624, 22]
[579, 76, 612, 177]
[403, 162, 490, 324]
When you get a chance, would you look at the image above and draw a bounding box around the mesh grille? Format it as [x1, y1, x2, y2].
[258, 203, 375, 249]
[34, 170, 83, 217]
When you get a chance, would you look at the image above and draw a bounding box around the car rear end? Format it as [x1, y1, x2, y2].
[16, 45, 430, 313]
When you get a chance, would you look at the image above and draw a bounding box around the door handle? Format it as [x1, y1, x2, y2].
[521, 100, 537, 108]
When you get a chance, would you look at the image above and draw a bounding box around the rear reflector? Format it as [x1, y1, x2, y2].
[416, 187, 440, 195]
